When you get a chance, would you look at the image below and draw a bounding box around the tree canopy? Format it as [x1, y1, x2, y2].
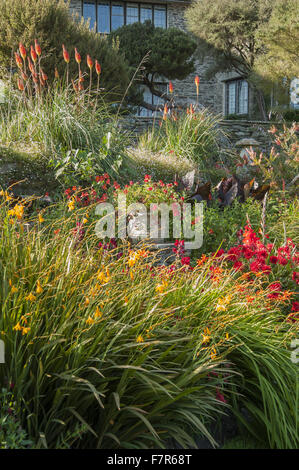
[185, 0, 274, 119]
[109, 21, 197, 110]
[255, 0, 299, 84]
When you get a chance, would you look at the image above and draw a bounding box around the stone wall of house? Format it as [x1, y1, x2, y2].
[167, 2, 224, 115]
[68, 0, 225, 114]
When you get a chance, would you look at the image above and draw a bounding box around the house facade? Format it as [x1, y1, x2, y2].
[68, 0, 255, 118]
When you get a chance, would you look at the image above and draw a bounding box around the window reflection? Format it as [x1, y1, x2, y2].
[83, 0, 96, 30]
[126, 4, 139, 24]
[83, 2, 167, 33]
[98, 2, 110, 33]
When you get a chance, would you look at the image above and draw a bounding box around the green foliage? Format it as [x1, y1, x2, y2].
[109, 21, 196, 107]
[185, 0, 274, 119]
[137, 109, 223, 174]
[0, 0, 129, 99]
[0, 388, 33, 448]
[185, 0, 273, 77]
[254, 0, 299, 85]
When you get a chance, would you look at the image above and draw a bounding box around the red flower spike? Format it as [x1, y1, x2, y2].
[87, 55, 93, 70]
[17, 78, 24, 91]
[35, 40, 42, 57]
[62, 45, 70, 64]
[19, 43, 26, 60]
[30, 45, 37, 63]
[75, 48, 81, 64]
[95, 60, 101, 75]
[169, 81, 174, 94]
[15, 52, 23, 69]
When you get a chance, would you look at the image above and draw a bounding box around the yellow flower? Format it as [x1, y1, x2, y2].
[0, 190, 13, 201]
[22, 327, 30, 335]
[82, 216, 88, 224]
[86, 316, 95, 326]
[25, 293, 36, 302]
[155, 280, 168, 294]
[97, 269, 110, 284]
[13, 322, 22, 331]
[38, 213, 45, 223]
[36, 280, 43, 294]
[13, 204, 24, 220]
[215, 294, 231, 312]
[127, 251, 140, 267]
[210, 347, 217, 360]
[95, 306, 103, 318]
[84, 297, 90, 306]
[136, 335, 144, 343]
[67, 199, 75, 211]
[124, 296, 129, 305]
[225, 333, 230, 340]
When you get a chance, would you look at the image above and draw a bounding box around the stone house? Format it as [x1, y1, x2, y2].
[69, 0, 256, 119]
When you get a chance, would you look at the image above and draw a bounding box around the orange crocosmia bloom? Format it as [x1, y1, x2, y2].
[19, 43, 26, 60]
[30, 45, 37, 63]
[169, 81, 174, 94]
[13, 322, 22, 332]
[35, 40, 42, 57]
[15, 52, 23, 69]
[87, 55, 93, 70]
[86, 316, 95, 326]
[95, 60, 101, 75]
[75, 47, 81, 64]
[62, 45, 70, 63]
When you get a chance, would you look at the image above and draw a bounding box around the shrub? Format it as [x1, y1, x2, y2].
[137, 109, 224, 176]
[0, 190, 298, 448]
[0, 0, 129, 99]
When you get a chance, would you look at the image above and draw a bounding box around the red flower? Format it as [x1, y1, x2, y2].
[19, 43, 26, 60]
[269, 282, 282, 291]
[181, 257, 190, 265]
[87, 55, 93, 70]
[169, 81, 174, 94]
[15, 52, 23, 69]
[233, 261, 244, 271]
[35, 40, 42, 57]
[291, 301, 299, 312]
[270, 255, 278, 264]
[62, 45, 70, 64]
[75, 48, 81, 64]
[17, 78, 24, 91]
[292, 272, 299, 285]
[30, 45, 37, 63]
[95, 60, 101, 75]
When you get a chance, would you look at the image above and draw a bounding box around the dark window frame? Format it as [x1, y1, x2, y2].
[225, 78, 249, 116]
[82, 0, 167, 33]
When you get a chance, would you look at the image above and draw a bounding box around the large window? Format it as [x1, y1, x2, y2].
[83, 1, 167, 33]
[226, 79, 249, 116]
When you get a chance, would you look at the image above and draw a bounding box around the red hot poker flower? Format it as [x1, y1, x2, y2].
[31, 45, 37, 63]
[17, 78, 24, 91]
[15, 52, 23, 69]
[35, 40, 42, 57]
[75, 48, 81, 64]
[41, 69, 48, 81]
[62, 45, 70, 64]
[95, 60, 101, 75]
[87, 55, 93, 70]
[19, 43, 26, 60]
